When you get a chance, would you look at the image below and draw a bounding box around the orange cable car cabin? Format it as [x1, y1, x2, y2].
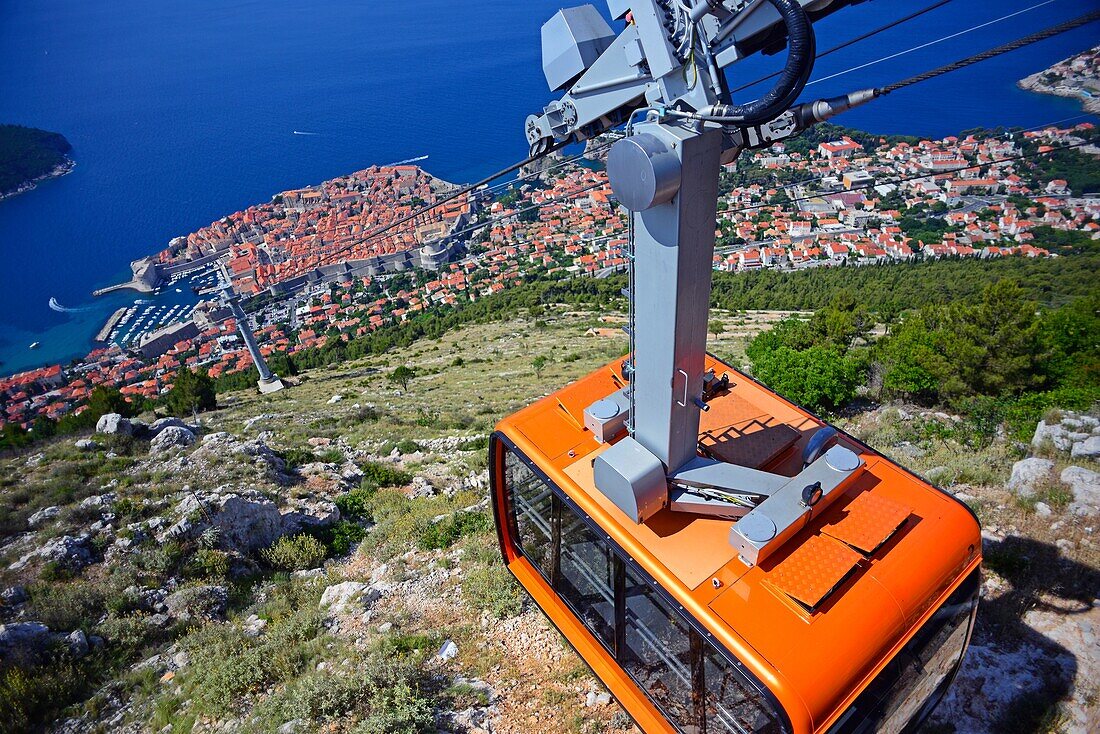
[492, 2, 981, 731]
[489, 356, 981, 733]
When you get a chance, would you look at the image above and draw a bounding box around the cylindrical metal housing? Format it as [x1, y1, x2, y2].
[607, 133, 682, 211]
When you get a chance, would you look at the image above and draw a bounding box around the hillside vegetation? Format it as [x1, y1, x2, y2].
[0, 124, 72, 196]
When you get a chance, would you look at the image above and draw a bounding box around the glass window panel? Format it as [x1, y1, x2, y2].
[621, 565, 698, 732]
[557, 507, 615, 650]
[504, 449, 553, 580]
[704, 645, 782, 734]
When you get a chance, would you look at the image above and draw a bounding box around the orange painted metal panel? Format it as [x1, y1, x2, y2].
[494, 356, 982, 734]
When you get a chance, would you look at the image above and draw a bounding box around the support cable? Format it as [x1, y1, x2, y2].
[805, 0, 1061, 88]
[878, 9, 1100, 94]
[731, 0, 954, 94]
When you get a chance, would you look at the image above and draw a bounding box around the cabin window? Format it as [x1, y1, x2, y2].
[621, 563, 698, 731]
[503, 448, 553, 580]
[558, 506, 616, 651]
[704, 643, 783, 734]
[495, 435, 786, 734]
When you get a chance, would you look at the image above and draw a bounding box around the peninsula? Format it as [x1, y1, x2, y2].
[0, 124, 74, 200]
[1019, 44, 1100, 115]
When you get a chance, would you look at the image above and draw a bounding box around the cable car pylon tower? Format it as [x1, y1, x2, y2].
[525, 0, 882, 562]
[216, 264, 285, 394]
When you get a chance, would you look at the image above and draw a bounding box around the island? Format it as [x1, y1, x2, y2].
[1019, 45, 1100, 115]
[0, 123, 74, 200]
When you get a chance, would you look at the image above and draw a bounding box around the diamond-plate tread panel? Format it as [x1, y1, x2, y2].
[701, 422, 801, 470]
[822, 491, 911, 555]
[765, 534, 861, 610]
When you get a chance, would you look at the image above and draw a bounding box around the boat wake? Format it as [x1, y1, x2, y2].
[293, 130, 320, 136]
[387, 154, 429, 166]
[49, 297, 94, 313]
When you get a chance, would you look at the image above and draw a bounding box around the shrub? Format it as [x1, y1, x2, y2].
[457, 436, 489, 452]
[354, 681, 435, 734]
[317, 448, 345, 464]
[262, 534, 327, 571]
[463, 564, 523, 619]
[360, 461, 412, 487]
[335, 486, 376, 520]
[323, 520, 367, 556]
[186, 549, 230, 580]
[281, 448, 317, 469]
[27, 581, 105, 631]
[419, 511, 491, 551]
[395, 439, 421, 454]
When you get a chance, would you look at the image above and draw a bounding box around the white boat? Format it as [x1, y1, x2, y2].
[29, 342, 40, 349]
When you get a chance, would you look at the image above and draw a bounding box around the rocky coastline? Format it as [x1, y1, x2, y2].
[0, 157, 75, 202]
[1018, 45, 1100, 115]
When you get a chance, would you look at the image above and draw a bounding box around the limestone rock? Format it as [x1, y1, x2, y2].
[28, 505, 61, 528]
[96, 413, 132, 436]
[0, 622, 52, 659]
[66, 629, 90, 658]
[280, 498, 340, 536]
[211, 494, 283, 552]
[1006, 458, 1055, 497]
[319, 582, 380, 615]
[1061, 466, 1100, 516]
[74, 438, 99, 451]
[150, 426, 196, 453]
[1, 585, 27, 606]
[1071, 435, 1100, 460]
[149, 417, 191, 437]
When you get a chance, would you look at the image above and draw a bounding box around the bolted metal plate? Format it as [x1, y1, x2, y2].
[737, 513, 777, 543]
[821, 492, 911, 555]
[765, 534, 862, 611]
[824, 445, 861, 472]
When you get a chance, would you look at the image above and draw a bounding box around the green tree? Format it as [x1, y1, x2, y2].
[163, 367, 217, 417]
[532, 355, 549, 378]
[388, 365, 415, 392]
[708, 320, 726, 341]
[750, 345, 862, 413]
[86, 386, 132, 419]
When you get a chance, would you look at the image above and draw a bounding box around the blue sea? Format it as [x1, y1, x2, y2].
[0, 0, 1097, 375]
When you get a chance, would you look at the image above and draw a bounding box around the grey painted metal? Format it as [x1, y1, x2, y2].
[526, 1, 843, 151]
[593, 436, 668, 523]
[802, 425, 838, 466]
[542, 6, 617, 92]
[668, 455, 789, 494]
[728, 445, 864, 565]
[220, 276, 284, 393]
[584, 389, 631, 443]
[625, 121, 722, 473]
[606, 133, 682, 211]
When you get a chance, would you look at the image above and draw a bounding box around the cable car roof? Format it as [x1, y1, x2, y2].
[498, 353, 981, 728]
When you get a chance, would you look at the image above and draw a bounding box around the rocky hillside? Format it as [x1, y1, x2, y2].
[0, 310, 1097, 734]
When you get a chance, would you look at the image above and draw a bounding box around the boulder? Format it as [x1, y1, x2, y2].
[66, 629, 90, 658]
[211, 494, 283, 552]
[280, 498, 340, 536]
[38, 535, 94, 570]
[74, 439, 99, 451]
[1061, 466, 1100, 516]
[95, 413, 132, 436]
[150, 426, 196, 453]
[1, 585, 27, 606]
[1071, 435, 1100, 461]
[0, 622, 52, 659]
[319, 581, 380, 615]
[165, 585, 228, 621]
[28, 505, 61, 528]
[149, 417, 191, 437]
[1006, 458, 1055, 497]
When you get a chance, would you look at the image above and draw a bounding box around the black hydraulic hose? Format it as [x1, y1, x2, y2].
[716, 0, 814, 125]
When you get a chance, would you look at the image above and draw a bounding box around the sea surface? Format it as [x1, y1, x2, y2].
[0, 0, 1096, 375]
